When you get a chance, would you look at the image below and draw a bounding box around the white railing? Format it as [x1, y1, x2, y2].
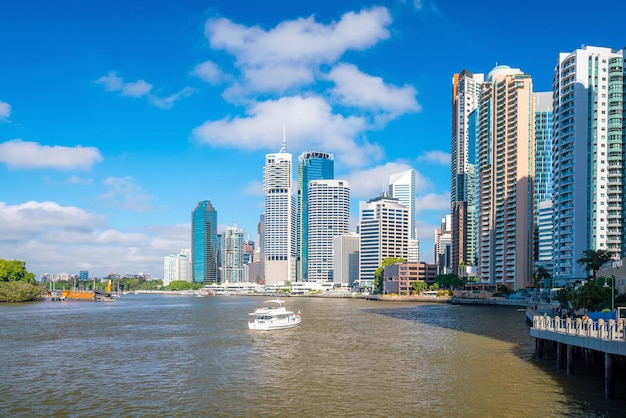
[532, 315, 626, 341]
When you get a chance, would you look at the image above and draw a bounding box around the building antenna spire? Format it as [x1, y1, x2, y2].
[280, 124, 286, 153]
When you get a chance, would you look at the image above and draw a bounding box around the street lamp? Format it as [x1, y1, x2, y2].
[603, 276, 615, 313]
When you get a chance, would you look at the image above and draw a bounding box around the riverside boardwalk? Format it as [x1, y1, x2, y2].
[531, 312, 626, 399]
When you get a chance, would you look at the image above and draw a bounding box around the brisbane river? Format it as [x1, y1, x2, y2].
[2, 294, 626, 417]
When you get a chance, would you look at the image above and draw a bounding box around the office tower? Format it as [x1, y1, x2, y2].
[476, 65, 535, 290]
[358, 194, 409, 287]
[534, 92, 553, 209]
[451, 70, 484, 276]
[389, 169, 419, 262]
[534, 92, 553, 275]
[163, 251, 190, 286]
[389, 169, 416, 239]
[307, 179, 350, 282]
[180, 248, 192, 282]
[435, 214, 452, 275]
[552, 46, 624, 282]
[192, 200, 218, 284]
[296, 151, 334, 281]
[332, 233, 360, 286]
[537, 200, 554, 284]
[264, 144, 296, 284]
[221, 226, 245, 283]
[243, 240, 255, 264]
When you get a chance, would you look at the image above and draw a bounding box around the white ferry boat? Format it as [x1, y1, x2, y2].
[248, 299, 301, 331]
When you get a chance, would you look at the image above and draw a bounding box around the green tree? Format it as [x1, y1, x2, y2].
[569, 279, 611, 312]
[576, 249, 612, 279]
[534, 265, 552, 287]
[373, 257, 405, 294]
[0, 259, 36, 283]
[166, 280, 194, 291]
[412, 280, 427, 294]
[435, 273, 460, 289]
[0, 259, 41, 302]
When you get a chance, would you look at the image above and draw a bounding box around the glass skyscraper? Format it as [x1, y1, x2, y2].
[296, 151, 334, 281]
[191, 200, 218, 284]
[451, 70, 484, 275]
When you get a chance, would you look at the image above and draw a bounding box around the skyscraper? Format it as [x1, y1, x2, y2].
[296, 151, 334, 281]
[307, 179, 350, 282]
[191, 200, 218, 284]
[434, 214, 452, 275]
[221, 226, 244, 283]
[451, 70, 484, 275]
[358, 194, 409, 287]
[264, 144, 296, 284]
[389, 169, 419, 262]
[476, 65, 535, 290]
[163, 251, 191, 286]
[534, 92, 553, 276]
[332, 233, 360, 287]
[552, 46, 624, 282]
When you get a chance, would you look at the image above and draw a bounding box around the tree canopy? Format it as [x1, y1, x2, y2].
[0, 259, 41, 302]
[373, 257, 405, 294]
[576, 249, 612, 279]
[435, 273, 464, 290]
[0, 259, 36, 283]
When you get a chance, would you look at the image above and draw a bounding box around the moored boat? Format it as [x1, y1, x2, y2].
[248, 299, 301, 331]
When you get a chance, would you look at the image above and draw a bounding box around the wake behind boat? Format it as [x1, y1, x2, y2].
[248, 299, 301, 331]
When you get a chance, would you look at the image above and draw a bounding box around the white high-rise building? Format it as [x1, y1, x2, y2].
[163, 251, 191, 286]
[332, 233, 360, 286]
[389, 169, 416, 239]
[307, 180, 350, 282]
[264, 143, 296, 284]
[389, 169, 419, 263]
[552, 46, 624, 282]
[358, 194, 409, 287]
[435, 214, 452, 275]
[221, 226, 245, 283]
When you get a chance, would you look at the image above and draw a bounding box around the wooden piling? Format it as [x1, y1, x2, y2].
[605, 353, 615, 399]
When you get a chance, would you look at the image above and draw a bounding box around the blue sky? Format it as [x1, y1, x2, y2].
[1, 0, 624, 279]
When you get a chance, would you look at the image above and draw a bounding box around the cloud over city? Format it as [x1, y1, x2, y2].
[0, 140, 103, 170]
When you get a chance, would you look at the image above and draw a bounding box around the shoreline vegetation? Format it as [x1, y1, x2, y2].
[0, 259, 40, 303]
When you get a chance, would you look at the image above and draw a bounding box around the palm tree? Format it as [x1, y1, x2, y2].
[534, 265, 552, 287]
[576, 249, 613, 279]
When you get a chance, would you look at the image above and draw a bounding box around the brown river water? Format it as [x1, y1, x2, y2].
[2, 293, 626, 417]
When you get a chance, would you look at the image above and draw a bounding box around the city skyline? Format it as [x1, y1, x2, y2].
[1, 0, 624, 278]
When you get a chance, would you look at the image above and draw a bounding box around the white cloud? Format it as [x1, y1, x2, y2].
[193, 95, 381, 167]
[205, 7, 391, 94]
[415, 192, 451, 213]
[121, 79, 152, 97]
[0, 201, 104, 241]
[192, 61, 225, 84]
[343, 162, 432, 199]
[417, 150, 450, 165]
[0, 100, 11, 120]
[65, 175, 93, 185]
[98, 176, 152, 211]
[148, 87, 195, 109]
[96, 71, 193, 108]
[326, 63, 420, 118]
[243, 180, 264, 196]
[0, 201, 189, 278]
[0, 140, 102, 170]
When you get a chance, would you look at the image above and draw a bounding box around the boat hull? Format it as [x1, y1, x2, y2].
[248, 316, 301, 331]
